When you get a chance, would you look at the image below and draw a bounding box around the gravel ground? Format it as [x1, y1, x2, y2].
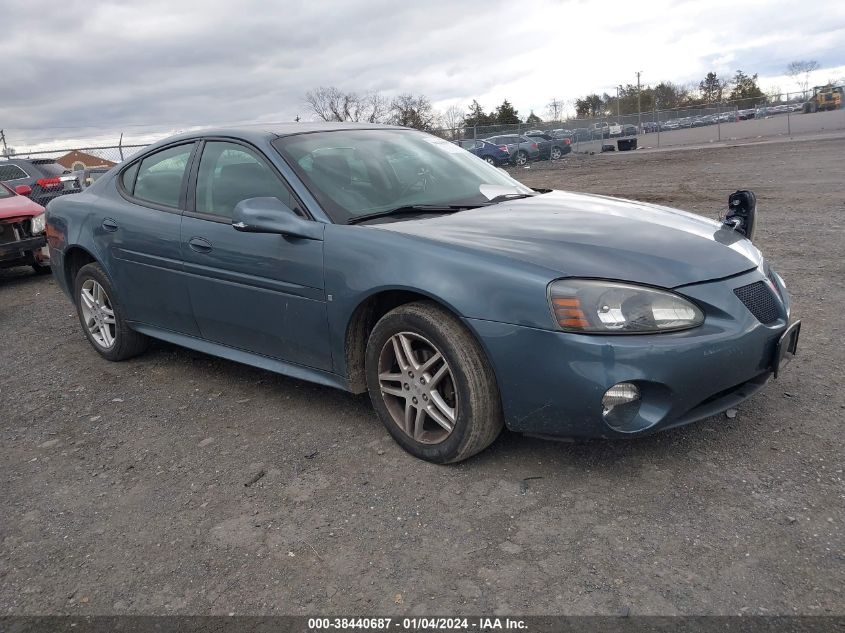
[1, 137, 843, 616]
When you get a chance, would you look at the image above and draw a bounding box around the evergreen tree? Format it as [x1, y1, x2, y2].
[464, 100, 494, 127]
[728, 70, 765, 107]
[699, 72, 727, 103]
[525, 110, 542, 124]
[495, 99, 520, 124]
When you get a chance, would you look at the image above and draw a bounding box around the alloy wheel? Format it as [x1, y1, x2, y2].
[377, 332, 457, 444]
[515, 151, 528, 166]
[80, 279, 117, 349]
[551, 147, 562, 160]
[484, 156, 495, 164]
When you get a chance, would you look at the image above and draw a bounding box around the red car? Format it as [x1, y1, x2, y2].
[0, 182, 50, 273]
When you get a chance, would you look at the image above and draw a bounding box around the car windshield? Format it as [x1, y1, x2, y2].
[273, 129, 531, 224]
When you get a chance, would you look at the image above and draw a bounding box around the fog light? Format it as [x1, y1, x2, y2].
[602, 382, 641, 430]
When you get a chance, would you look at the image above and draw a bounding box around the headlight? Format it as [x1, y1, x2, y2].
[31, 213, 46, 234]
[548, 279, 704, 333]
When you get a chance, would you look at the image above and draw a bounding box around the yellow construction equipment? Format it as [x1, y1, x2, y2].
[803, 85, 843, 113]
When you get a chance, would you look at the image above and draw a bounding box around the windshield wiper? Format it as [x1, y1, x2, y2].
[347, 204, 480, 225]
[347, 193, 542, 225]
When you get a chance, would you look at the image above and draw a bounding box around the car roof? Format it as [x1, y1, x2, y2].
[155, 122, 409, 146]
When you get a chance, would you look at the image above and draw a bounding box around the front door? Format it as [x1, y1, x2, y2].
[179, 139, 332, 371]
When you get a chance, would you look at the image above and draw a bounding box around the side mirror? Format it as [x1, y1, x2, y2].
[232, 197, 323, 241]
[15, 184, 32, 197]
[723, 190, 756, 240]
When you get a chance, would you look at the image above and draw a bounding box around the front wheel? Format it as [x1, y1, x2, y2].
[365, 302, 504, 463]
[74, 262, 148, 361]
[550, 146, 562, 160]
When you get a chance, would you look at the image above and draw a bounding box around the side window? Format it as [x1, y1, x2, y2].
[121, 162, 139, 194]
[195, 141, 297, 219]
[0, 164, 29, 181]
[133, 144, 193, 208]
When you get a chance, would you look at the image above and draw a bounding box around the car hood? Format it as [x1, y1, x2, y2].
[0, 194, 45, 220]
[373, 190, 762, 288]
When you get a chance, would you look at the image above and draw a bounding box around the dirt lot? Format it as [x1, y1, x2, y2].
[1, 137, 843, 616]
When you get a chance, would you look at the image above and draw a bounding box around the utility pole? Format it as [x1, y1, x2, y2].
[616, 85, 622, 121]
[636, 71, 643, 133]
[0, 129, 7, 157]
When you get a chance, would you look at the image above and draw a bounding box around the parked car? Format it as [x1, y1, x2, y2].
[524, 132, 572, 160]
[621, 124, 638, 136]
[571, 128, 593, 142]
[46, 123, 799, 463]
[453, 139, 510, 166]
[593, 122, 623, 138]
[483, 135, 540, 166]
[549, 128, 574, 141]
[642, 121, 659, 133]
[0, 182, 49, 273]
[0, 158, 81, 207]
[72, 166, 111, 188]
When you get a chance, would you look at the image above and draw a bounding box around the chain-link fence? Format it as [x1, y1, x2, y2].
[429, 86, 845, 163]
[0, 142, 146, 167]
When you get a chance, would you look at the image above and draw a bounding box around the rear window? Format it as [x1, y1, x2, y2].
[0, 184, 12, 199]
[33, 162, 67, 177]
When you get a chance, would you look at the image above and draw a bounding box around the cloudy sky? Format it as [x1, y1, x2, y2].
[2, 0, 844, 149]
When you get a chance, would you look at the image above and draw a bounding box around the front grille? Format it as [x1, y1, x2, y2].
[734, 281, 780, 324]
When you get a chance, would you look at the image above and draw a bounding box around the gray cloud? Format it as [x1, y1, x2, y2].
[1, 0, 844, 148]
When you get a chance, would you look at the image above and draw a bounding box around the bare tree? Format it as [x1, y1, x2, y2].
[360, 92, 390, 123]
[786, 60, 820, 96]
[441, 104, 465, 137]
[766, 85, 783, 103]
[389, 94, 436, 130]
[545, 97, 564, 121]
[304, 87, 389, 122]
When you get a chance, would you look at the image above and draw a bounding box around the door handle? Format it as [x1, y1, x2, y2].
[188, 237, 213, 253]
[102, 218, 118, 232]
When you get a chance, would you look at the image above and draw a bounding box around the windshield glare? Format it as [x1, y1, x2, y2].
[273, 129, 531, 223]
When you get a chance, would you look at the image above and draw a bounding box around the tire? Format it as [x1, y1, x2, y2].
[483, 156, 495, 165]
[31, 262, 51, 275]
[550, 146, 562, 160]
[365, 301, 504, 463]
[514, 150, 528, 166]
[74, 262, 148, 361]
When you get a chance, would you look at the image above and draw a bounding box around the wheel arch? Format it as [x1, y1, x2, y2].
[343, 287, 487, 394]
[62, 245, 99, 299]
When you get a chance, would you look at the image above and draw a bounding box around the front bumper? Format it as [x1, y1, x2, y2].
[466, 268, 795, 438]
[0, 235, 47, 260]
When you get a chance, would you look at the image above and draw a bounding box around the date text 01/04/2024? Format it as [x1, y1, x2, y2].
[307, 617, 528, 630]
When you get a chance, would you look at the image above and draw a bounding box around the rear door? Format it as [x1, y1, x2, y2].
[101, 142, 200, 336]
[179, 139, 331, 370]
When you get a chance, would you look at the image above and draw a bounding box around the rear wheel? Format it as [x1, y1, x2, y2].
[483, 156, 496, 165]
[514, 150, 529, 166]
[550, 146, 562, 160]
[74, 262, 148, 361]
[365, 302, 503, 463]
